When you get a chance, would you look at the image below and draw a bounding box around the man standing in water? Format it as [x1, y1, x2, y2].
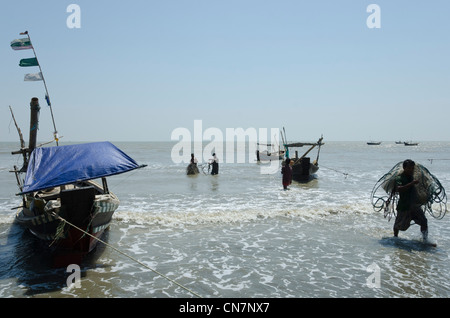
[281, 158, 293, 190]
[393, 159, 428, 240]
[209, 153, 219, 175]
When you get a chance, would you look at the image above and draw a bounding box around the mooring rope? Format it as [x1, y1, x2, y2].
[51, 212, 202, 298]
[319, 164, 352, 179]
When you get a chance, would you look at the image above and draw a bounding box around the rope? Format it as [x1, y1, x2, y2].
[51, 212, 202, 298]
[319, 165, 352, 179]
[49, 219, 67, 247]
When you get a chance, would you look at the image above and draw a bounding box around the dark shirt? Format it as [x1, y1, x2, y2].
[395, 173, 417, 211]
[282, 164, 292, 184]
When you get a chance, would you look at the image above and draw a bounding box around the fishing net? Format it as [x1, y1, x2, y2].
[370, 161, 447, 221]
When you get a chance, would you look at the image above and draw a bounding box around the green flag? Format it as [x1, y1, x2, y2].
[19, 58, 38, 67]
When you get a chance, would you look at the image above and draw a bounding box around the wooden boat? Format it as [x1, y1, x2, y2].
[404, 141, 419, 146]
[10, 98, 145, 265]
[8, 32, 146, 265]
[367, 141, 381, 145]
[282, 134, 324, 183]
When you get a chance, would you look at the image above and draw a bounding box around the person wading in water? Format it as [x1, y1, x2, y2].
[281, 158, 293, 190]
[393, 159, 428, 241]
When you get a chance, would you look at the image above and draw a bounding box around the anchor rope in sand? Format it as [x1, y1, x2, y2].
[51, 212, 202, 298]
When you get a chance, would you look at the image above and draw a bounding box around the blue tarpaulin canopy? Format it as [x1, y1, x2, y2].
[22, 142, 143, 194]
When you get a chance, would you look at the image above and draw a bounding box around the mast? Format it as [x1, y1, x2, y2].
[10, 97, 40, 172]
[28, 97, 40, 153]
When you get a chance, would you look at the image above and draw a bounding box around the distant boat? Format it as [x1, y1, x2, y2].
[404, 141, 419, 146]
[256, 131, 286, 162]
[395, 141, 403, 144]
[367, 141, 382, 145]
[256, 143, 285, 162]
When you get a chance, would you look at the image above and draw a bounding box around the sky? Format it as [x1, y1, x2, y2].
[1, 0, 449, 143]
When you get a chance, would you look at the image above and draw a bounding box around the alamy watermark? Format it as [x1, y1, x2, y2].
[366, 4, 381, 29]
[65, 4, 380, 30]
[66, 264, 81, 289]
[366, 262, 381, 289]
[66, 4, 81, 29]
[171, 120, 280, 174]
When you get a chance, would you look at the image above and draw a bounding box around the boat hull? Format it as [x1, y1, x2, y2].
[15, 182, 119, 264]
[290, 157, 319, 183]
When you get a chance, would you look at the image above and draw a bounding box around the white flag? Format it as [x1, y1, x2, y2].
[24, 72, 43, 81]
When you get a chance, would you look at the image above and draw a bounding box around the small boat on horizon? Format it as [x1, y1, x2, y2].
[367, 141, 382, 145]
[404, 141, 419, 146]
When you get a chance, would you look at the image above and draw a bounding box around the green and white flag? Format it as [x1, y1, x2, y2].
[11, 38, 33, 50]
[24, 72, 43, 81]
[19, 57, 38, 67]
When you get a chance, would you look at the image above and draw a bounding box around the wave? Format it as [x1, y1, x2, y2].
[113, 199, 375, 227]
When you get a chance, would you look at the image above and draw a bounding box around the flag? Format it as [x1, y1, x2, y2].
[11, 38, 33, 50]
[20, 31, 28, 35]
[24, 72, 43, 81]
[19, 57, 38, 67]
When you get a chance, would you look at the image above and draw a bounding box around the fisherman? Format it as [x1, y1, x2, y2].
[190, 153, 198, 166]
[186, 153, 199, 175]
[209, 153, 219, 175]
[393, 159, 428, 240]
[281, 158, 293, 190]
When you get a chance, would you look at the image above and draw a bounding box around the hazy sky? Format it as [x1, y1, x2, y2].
[1, 1, 449, 143]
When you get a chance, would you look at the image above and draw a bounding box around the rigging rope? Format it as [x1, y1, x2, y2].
[51, 212, 202, 298]
[370, 161, 447, 221]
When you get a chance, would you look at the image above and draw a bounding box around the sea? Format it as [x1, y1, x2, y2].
[0, 141, 450, 300]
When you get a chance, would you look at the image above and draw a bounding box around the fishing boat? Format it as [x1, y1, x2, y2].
[10, 99, 146, 265]
[9, 32, 146, 265]
[367, 141, 381, 145]
[404, 141, 419, 146]
[281, 128, 324, 183]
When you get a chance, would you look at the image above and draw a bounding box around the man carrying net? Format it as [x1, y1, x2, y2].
[371, 158, 447, 245]
[393, 159, 428, 240]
